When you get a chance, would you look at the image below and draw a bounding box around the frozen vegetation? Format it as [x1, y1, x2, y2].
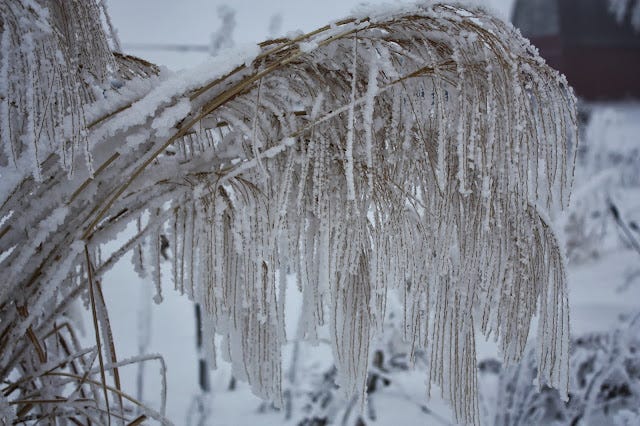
[1, 1, 619, 425]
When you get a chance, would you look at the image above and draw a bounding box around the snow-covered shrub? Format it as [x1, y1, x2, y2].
[564, 105, 640, 263]
[490, 312, 640, 426]
[287, 349, 418, 426]
[280, 301, 435, 426]
[609, 0, 640, 32]
[0, 1, 578, 424]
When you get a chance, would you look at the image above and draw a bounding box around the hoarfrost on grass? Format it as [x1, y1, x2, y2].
[0, 2, 578, 425]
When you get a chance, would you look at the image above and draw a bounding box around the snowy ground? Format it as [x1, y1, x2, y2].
[91, 2, 640, 425]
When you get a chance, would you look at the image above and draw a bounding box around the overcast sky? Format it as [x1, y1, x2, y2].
[107, 0, 514, 69]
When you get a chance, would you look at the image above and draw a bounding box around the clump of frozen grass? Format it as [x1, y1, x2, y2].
[491, 312, 640, 426]
[564, 105, 640, 264]
[0, 1, 577, 424]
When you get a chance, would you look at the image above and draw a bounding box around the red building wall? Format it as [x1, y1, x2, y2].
[515, 0, 640, 101]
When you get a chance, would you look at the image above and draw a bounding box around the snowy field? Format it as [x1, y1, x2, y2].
[90, 1, 640, 425]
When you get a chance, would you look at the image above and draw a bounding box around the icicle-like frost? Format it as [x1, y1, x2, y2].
[363, 43, 379, 196]
[0, 26, 14, 167]
[345, 35, 358, 201]
[148, 224, 164, 304]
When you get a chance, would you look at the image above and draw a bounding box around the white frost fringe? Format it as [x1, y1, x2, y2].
[0, 2, 577, 425]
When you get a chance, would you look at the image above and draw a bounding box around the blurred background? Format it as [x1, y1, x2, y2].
[100, 1, 640, 424]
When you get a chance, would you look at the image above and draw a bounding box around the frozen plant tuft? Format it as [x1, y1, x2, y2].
[0, 1, 578, 424]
